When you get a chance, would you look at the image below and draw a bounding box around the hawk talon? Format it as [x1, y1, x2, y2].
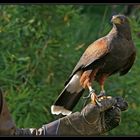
[97, 90, 106, 98]
[91, 93, 102, 106]
[95, 99, 102, 106]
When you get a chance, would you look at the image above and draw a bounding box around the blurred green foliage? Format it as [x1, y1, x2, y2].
[0, 4, 140, 135]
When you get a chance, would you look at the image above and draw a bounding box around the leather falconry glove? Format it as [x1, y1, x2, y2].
[0, 88, 128, 136]
[53, 96, 128, 136]
[15, 96, 128, 136]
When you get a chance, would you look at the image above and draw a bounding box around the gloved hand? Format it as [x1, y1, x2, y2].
[0, 87, 128, 136]
[13, 96, 128, 136]
[55, 96, 128, 136]
[0, 88, 16, 136]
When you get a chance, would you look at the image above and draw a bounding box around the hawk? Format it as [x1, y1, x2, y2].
[51, 14, 136, 116]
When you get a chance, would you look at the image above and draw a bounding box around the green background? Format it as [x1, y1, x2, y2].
[0, 4, 140, 136]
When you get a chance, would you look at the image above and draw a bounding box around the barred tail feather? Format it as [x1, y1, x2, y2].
[51, 72, 84, 115]
[51, 88, 84, 115]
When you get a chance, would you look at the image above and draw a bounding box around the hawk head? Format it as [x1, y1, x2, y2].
[111, 14, 129, 25]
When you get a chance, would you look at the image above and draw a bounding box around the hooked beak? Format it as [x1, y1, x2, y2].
[111, 16, 122, 25]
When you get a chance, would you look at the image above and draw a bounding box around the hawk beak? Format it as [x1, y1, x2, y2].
[111, 16, 122, 25]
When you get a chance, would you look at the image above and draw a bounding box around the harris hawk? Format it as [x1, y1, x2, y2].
[51, 14, 136, 116]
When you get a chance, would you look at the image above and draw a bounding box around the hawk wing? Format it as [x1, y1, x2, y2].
[65, 37, 110, 85]
[120, 51, 136, 76]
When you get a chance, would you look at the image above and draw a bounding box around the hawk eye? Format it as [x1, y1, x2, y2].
[121, 17, 125, 22]
[119, 16, 127, 24]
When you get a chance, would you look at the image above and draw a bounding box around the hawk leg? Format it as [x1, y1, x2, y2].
[80, 68, 101, 106]
[97, 84, 106, 98]
[97, 74, 109, 98]
[88, 86, 101, 106]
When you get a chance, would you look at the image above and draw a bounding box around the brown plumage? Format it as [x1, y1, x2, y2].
[51, 14, 136, 116]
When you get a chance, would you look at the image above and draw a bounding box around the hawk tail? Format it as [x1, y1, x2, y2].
[51, 88, 84, 116]
[51, 72, 84, 116]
